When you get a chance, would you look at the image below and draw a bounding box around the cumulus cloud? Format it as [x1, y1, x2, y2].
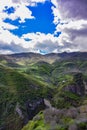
[0, 0, 35, 24]
[12, 0, 46, 4]
[0, 0, 36, 51]
[0, 22, 18, 30]
[0, 41, 29, 54]
[22, 32, 63, 53]
[51, 0, 87, 52]
[7, 5, 34, 23]
[0, 28, 63, 54]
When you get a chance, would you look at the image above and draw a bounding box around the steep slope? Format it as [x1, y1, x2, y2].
[22, 72, 87, 130]
[0, 65, 53, 130]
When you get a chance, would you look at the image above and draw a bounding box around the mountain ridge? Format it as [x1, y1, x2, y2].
[0, 52, 87, 66]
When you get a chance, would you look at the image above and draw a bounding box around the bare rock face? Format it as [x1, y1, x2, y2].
[44, 107, 79, 125]
[64, 73, 85, 96]
[26, 98, 46, 120]
[15, 103, 24, 119]
[69, 124, 78, 130]
[43, 105, 87, 130]
[65, 107, 78, 119]
[73, 73, 85, 96]
[44, 108, 61, 124]
[44, 99, 52, 108]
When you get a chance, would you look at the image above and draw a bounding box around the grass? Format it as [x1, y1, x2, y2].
[22, 112, 50, 130]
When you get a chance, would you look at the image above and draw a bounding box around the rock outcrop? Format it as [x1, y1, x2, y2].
[64, 73, 85, 96]
[15, 103, 24, 119]
[26, 98, 46, 120]
[44, 105, 87, 130]
[22, 105, 87, 130]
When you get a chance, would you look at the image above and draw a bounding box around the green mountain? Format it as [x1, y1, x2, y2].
[0, 52, 87, 130]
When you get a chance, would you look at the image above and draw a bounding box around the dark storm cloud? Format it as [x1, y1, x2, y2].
[0, 41, 29, 53]
[52, 0, 87, 52]
[62, 25, 87, 41]
[58, 0, 87, 20]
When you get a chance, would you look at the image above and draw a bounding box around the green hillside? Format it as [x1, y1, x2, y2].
[0, 52, 87, 130]
[0, 65, 54, 130]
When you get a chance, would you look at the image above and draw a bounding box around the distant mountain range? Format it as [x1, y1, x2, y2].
[1, 51, 87, 59]
[0, 52, 87, 67]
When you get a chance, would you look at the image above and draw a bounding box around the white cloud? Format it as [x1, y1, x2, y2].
[12, 0, 46, 4]
[51, 0, 87, 52]
[22, 32, 63, 53]
[0, 49, 13, 54]
[7, 5, 34, 23]
[0, 1, 34, 23]
[0, 0, 47, 30]
[0, 29, 63, 54]
[22, 32, 60, 44]
[51, 0, 61, 25]
[0, 21, 18, 30]
[51, 6, 60, 25]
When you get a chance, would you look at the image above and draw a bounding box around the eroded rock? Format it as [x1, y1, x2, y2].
[26, 98, 46, 120]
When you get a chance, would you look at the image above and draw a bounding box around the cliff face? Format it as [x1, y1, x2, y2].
[64, 73, 85, 96]
[26, 98, 46, 121]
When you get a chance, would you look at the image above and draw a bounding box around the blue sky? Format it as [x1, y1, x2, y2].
[0, 0, 87, 54]
[27, 2, 55, 34]
[4, 1, 56, 36]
